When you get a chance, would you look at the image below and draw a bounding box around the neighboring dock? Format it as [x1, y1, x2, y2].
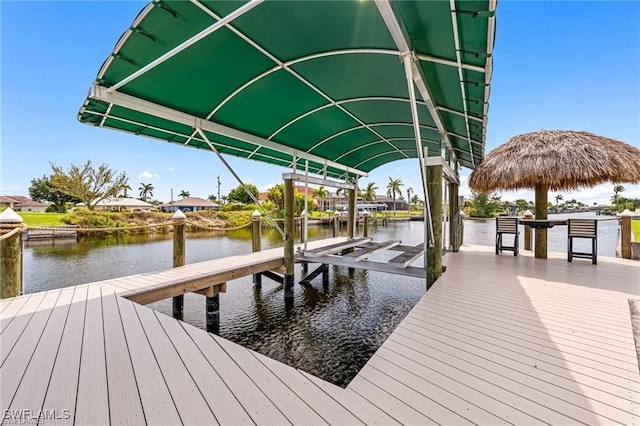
[1, 244, 639, 424]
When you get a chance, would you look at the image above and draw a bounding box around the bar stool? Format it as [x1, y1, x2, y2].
[568, 219, 598, 264]
[495, 217, 519, 256]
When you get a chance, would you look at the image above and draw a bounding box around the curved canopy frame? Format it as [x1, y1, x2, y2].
[79, 0, 496, 178]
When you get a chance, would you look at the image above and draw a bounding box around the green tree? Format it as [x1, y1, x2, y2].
[312, 185, 328, 213]
[120, 184, 132, 198]
[139, 183, 154, 202]
[386, 177, 403, 217]
[207, 194, 217, 202]
[50, 160, 128, 211]
[469, 189, 501, 218]
[178, 190, 190, 199]
[410, 195, 421, 211]
[267, 184, 284, 210]
[227, 184, 259, 204]
[28, 175, 76, 213]
[362, 182, 378, 202]
[613, 185, 625, 212]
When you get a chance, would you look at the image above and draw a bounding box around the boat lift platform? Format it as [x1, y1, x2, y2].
[297, 237, 426, 279]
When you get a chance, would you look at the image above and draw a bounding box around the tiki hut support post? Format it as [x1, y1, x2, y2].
[284, 178, 295, 300]
[534, 183, 549, 259]
[449, 181, 459, 252]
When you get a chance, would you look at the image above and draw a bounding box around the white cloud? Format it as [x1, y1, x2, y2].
[167, 166, 175, 171]
[260, 183, 275, 191]
[138, 171, 158, 179]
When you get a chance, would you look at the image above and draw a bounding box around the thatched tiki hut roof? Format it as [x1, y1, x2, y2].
[469, 130, 640, 192]
[469, 130, 640, 259]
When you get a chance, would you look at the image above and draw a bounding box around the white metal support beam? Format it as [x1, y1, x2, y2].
[91, 85, 368, 177]
[403, 54, 435, 248]
[107, 0, 264, 93]
[375, 0, 457, 166]
[449, 0, 475, 167]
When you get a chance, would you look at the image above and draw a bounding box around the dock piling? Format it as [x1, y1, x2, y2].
[0, 208, 24, 299]
[206, 287, 221, 334]
[172, 210, 186, 319]
[284, 178, 295, 299]
[251, 210, 262, 287]
[620, 213, 632, 259]
[426, 162, 443, 288]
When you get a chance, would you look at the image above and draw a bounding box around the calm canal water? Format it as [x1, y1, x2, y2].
[22, 212, 619, 387]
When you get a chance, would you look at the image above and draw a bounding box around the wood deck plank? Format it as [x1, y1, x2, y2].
[0, 294, 31, 334]
[0, 291, 60, 393]
[405, 305, 639, 395]
[348, 375, 436, 425]
[181, 322, 292, 425]
[372, 345, 539, 425]
[40, 285, 88, 425]
[299, 371, 399, 425]
[392, 321, 637, 424]
[116, 294, 182, 425]
[214, 335, 329, 425]
[74, 285, 109, 425]
[133, 302, 218, 425]
[378, 336, 582, 425]
[101, 292, 146, 425]
[251, 351, 364, 425]
[353, 363, 473, 425]
[366, 355, 507, 425]
[153, 310, 255, 425]
[8, 288, 74, 416]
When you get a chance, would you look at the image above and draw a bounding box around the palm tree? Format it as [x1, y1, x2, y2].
[386, 177, 403, 217]
[554, 194, 563, 212]
[410, 195, 421, 211]
[207, 194, 217, 203]
[312, 185, 328, 213]
[362, 182, 378, 203]
[139, 183, 154, 202]
[178, 190, 190, 199]
[613, 185, 625, 212]
[120, 184, 132, 198]
[406, 187, 413, 211]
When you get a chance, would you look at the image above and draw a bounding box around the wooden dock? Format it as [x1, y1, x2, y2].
[1, 243, 639, 424]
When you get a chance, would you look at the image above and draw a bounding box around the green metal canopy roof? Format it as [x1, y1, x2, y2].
[79, 0, 496, 179]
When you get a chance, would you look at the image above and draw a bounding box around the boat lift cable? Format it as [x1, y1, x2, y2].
[196, 128, 286, 239]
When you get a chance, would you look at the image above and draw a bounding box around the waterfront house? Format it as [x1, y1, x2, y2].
[159, 197, 219, 212]
[76, 197, 154, 212]
[0, 195, 48, 212]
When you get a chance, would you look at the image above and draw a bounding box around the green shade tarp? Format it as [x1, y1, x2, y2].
[79, 0, 496, 178]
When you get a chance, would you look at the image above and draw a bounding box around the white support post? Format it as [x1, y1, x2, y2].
[304, 160, 309, 252]
[402, 54, 434, 248]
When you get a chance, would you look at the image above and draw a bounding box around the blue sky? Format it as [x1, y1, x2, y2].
[2, 1, 639, 205]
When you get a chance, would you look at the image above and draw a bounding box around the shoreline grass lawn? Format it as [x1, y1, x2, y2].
[632, 220, 640, 241]
[17, 212, 67, 227]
